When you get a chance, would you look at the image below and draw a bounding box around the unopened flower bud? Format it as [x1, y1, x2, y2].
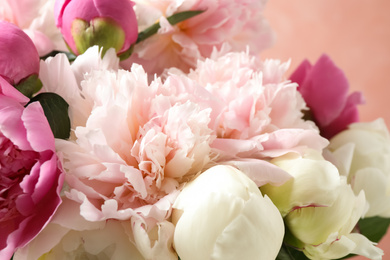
[0, 21, 40, 86]
[54, 0, 138, 56]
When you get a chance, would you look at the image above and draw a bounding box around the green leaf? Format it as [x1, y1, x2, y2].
[40, 50, 77, 62]
[136, 10, 205, 44]
[14, 74, 42, 98]
[28, 93, 71, 140]
[359, 216, 390, 243]
[276, 244, 309, 260]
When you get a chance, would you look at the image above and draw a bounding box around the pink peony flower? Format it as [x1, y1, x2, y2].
[54, 0, 138, 55]
[0, 94, 64, 259]
[0, 21, 40, 85]
[0, 76, 29, 104]
[56, 68, 214, 223]
[121, 0, 274, 76]
[171, 49, 329, 186]
[290, 54, 364, 139]
[0, 0, 67, 56]
[40, 49, 214, 258]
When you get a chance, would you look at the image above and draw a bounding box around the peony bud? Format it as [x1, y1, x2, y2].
[287, 181, 382, 260]
[261, 150, 341, 217]
[172, 165, 284, 260]
[0, 21, 40, 86]
[54, 0, 138, 56]
[261, 150, 382, 260]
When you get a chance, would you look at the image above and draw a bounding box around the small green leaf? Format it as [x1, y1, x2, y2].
[276, 244, 309, 260]
[40, 50, 77, 62]
[359, 216, 390, 243]
[14, 74, 42, 98]
[136, 10, 205, 44]
[28, 93, 71, 140]
[166, 10, 205, 25]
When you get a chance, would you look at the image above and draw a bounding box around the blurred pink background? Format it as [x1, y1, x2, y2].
[262, 0, 390, 259]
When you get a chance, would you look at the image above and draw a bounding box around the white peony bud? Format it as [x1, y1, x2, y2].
[261, 150, 341, 217]
[288, 181, 382, 260]
[172, 165, 284, 260]
[261, 150, 383, 260]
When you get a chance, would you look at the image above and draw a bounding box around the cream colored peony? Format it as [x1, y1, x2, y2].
[261, 150, 383, 260]
[172, 165, 284, 260]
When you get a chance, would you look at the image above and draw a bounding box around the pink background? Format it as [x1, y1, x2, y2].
[262, 0, 390, 259]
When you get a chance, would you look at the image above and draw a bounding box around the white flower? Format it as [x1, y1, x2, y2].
[261, 150, 383, 260]
[261, 150, 341, 217]
[289, 181, 382, 260]
[328, 118, 390, 217]
[172, 165, 284, 260]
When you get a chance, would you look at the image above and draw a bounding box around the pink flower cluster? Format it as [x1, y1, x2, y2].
[23, 45, 329, 258]
[1, 1, 386, 259]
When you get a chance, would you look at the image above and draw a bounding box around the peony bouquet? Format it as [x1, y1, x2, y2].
[0, 0, 389, 259]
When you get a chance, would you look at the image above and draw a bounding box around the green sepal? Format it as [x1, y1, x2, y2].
[14, 74, 43, 98]
[27, 92, 71, 140]
[136, 10, 205, 44]
[71, 17, 126, 56]
[118, 44, 134, 61]
[358, 216, 390, 243]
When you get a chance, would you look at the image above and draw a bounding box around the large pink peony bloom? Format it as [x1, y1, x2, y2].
[121, 0, 274, 76]
[39, 48, 214, 259]
[0, 93, 64, 259]
[56, 67, 214, 223]
[0, 21, 40, 86]
[0, 0, 67, 56]
[54, 0, 138, 55]
[290, 54, 364, 139]
[169, 49, 329, 186]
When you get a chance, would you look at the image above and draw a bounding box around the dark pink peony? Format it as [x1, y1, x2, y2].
[0, 21, 40, 86]
[54, 0, 138, 55]
[0, 88, 64, 259]
[290, 54, 364, 139]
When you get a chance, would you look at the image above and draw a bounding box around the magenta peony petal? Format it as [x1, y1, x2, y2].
[289, 59, 312, 86]
[0, 95, 31, 150]
[321, 91, 364, 138]
[0, 21, 40, 85]
[0, 76, 29, 104]
[290, 54, 363, 138]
